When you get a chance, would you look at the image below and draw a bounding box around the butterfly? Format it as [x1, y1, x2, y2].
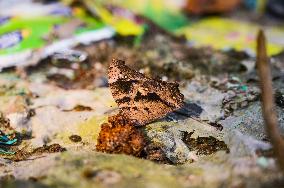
[108, 59, 184, 126]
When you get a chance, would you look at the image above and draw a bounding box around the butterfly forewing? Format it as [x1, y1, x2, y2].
[108, 59, 184, 125]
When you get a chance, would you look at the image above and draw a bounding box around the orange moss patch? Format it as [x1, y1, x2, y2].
[96, 114, 145, 157]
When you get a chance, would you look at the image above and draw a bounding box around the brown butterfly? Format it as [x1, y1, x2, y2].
[108, 59, 184, 126]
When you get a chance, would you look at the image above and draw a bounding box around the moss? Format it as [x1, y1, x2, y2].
[78, 115, 108, 143]
[92, 88, 117, 108]
[43, 151, 201, 188]
[96, 114, 145, 157]
[145, 121, 177, 132]
[56, 115, 107, 145]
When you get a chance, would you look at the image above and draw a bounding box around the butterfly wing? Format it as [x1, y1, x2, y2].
[108, 59, 184, 125]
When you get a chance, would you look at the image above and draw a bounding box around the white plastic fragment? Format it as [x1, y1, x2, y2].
[0, 27, 115, 71]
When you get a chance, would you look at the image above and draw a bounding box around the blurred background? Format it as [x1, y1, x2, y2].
[1, 0, 284, 88]
[1, 1, 284, 187]
[1, 0, 284, 66]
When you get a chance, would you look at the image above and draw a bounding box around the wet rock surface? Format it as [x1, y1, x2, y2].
[0, 28, 283, 188]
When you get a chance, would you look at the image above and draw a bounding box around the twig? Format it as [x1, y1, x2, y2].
[256, 29, 284, 174]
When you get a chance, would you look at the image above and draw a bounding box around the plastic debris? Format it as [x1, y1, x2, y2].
[0, 113, 17, 155]
[0, 148, 15, 155]
[0, 133, 17, 155]
[83, 0, 145, 36]
[0, 134, 17, 145]
[176, 18, 284, 56]
[96, 0, 188, 33]
[185, 0, 241, 14]
[257, 156, 269, 168]
[0, 1, 115, 70]
[51, 49, 87, 63]
[102, 0, 284, 56]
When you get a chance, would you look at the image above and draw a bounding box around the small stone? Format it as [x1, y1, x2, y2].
[69, 135, 82, 142]
[257, 157, 269, 168]
[275, 91, 284, 108]
[240, 101, 248, 108]
[230, 103, 238, 110]
[95, 170, 121, 185]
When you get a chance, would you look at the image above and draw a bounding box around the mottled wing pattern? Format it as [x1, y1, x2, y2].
[108, 59, 184, 125]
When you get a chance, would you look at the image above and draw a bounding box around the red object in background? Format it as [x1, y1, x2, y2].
[186, 0, 241, 14]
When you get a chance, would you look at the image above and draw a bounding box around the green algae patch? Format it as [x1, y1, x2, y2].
[56, 131, 76, 145]
[93, 88, 117, 108]
[44, 151, 200, 188]
[78, 115, 108, 144]
[145, 121, 178, 132]
[56, 115, 108, 145]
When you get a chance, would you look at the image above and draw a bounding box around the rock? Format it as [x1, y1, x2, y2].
[145, 118, 224, 164]
[183, 81, 225, 122]
[30, 106, 96, 146]
[224, 130, 271, 158]
[221, 101, 284, 140]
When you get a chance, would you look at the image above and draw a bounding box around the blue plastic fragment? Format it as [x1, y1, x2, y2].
[0, 134, 10, 142]
[0, 133, 17, 144]
[0, 148, 15, 155]
[0, 134, 17, 145]
[0, 137, 17, 155]
[0, 132, 17, 155]
[0, 31, 23, 49]
[0, 138, 17, 145]
[240, 85, 248, 91]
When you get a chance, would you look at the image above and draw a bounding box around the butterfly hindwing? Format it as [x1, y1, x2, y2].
[108, 59, 184, 125]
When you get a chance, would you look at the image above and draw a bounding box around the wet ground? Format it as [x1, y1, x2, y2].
[0, 17, 284, 187]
